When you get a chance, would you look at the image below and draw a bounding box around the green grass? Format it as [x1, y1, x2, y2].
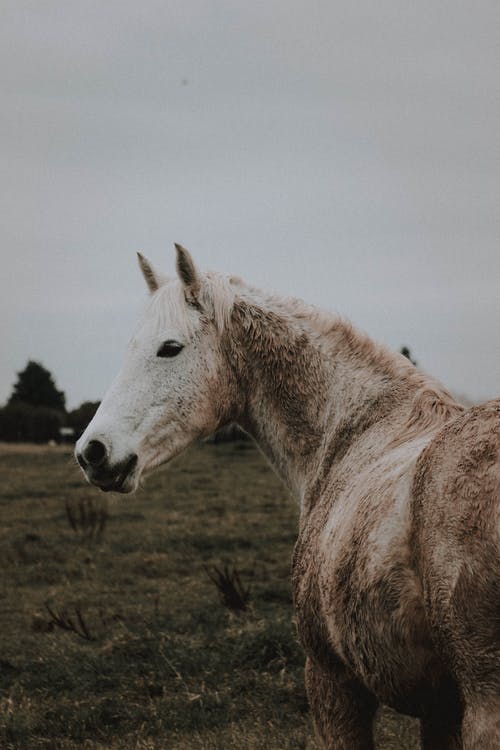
[0, 442, 419, 749]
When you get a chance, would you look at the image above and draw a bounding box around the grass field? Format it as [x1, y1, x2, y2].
[0, 441, 419, 749]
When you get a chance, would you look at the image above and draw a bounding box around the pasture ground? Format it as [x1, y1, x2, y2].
[0, 442, 419, 749]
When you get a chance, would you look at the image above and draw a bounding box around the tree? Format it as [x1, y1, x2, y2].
[67, 401, 100, 439]
[0, 402, 64, 443]
[400, 347, 417, 366]
[8, 361, 66, 412]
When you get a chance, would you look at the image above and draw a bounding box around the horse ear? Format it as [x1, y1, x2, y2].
[174, 244, 200, 299]
[137, 252, 160, 293]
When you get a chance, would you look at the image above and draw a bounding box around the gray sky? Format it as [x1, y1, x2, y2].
[1, 1, 499, 409]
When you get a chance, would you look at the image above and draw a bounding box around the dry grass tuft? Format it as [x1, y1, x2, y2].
[65, 496, 108, 540]
[205, 564, 251, 613]
[43, 603, 95, 641]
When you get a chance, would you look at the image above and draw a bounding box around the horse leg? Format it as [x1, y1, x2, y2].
[461, 696, 500, 749]
[448, 589, 500, 749]
[305, 656, 378, 749]
[435, 559, 500, 749]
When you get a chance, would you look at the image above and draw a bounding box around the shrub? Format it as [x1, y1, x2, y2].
[0, 403, 64, 443]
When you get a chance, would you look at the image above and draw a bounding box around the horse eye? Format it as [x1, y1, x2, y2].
[157, 340, 184, 358]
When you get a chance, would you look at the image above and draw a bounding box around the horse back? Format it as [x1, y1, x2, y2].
[412, 398, 500, 692]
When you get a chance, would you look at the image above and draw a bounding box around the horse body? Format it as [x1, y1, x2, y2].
[294, 396, 499, 747]
[295, 434, 436, 708]
[76, 246, 499, 748]
[412, 401, 500, 746]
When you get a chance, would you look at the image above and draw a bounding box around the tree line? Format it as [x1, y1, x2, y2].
[0, 361, 99, 443]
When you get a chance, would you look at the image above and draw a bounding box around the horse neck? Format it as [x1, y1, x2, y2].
[226, 292, 417, 501]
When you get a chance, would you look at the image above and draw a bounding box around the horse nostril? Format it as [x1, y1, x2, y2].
[82, 439, 108, 467]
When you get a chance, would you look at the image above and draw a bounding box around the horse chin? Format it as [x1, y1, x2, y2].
[86, 462, 140, 495]
[100, 474, 138, 494]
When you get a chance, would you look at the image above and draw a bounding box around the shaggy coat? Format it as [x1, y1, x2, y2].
[77, 247, 500, 749]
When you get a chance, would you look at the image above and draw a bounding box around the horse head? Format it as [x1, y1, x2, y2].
[76, 245, 236, 493]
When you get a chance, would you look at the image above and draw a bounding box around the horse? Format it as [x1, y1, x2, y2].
[76, 245, 500, 749]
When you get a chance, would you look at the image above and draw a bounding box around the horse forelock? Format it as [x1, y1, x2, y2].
[136, 271, 237, 340]
[136, 281, 198, 340]
[201, 271, 237, 331]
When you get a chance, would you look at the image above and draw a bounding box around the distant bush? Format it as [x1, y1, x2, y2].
[0, 403, 64, 443]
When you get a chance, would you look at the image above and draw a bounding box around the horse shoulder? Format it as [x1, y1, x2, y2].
[293, 437, 434, 686]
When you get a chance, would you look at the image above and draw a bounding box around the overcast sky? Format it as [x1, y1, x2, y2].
[1, 1, 499, 409]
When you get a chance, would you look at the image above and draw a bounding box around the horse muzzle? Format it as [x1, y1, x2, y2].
[75, 438, 139, 493]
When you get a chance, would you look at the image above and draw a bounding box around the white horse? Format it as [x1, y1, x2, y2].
[77, 245, 500, 749]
